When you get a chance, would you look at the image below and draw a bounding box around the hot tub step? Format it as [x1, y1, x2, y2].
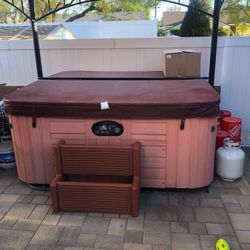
[50, 141, 140, 216]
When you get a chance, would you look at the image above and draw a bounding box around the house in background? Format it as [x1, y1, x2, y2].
[161, 11, 186, 28]
[157, 11, 186, 36]
[0, 24, 76, 40]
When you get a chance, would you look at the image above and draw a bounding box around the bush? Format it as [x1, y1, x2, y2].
[218, 26, 234, 36]
[170, 26, 181, 36]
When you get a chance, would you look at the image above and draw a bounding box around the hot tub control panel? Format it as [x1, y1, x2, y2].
[92, 121, 124, 136]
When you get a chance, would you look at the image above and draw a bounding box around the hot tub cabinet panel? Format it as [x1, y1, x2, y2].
[9, 116, 54, 184]
[9, 115, 217, 188]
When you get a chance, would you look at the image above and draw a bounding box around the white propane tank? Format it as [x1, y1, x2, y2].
[216, 138, 245, 182]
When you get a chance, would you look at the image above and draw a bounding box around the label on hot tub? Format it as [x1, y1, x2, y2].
[92, 121, 124, 136]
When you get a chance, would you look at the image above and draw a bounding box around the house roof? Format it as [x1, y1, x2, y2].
[15, 25, 62, 40]
[162, 11, 186, 26]
[0, 25, 28, 40]
[0, 24, 73, 40]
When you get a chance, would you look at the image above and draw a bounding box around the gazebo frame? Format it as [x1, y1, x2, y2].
[1, 0, 225, 86]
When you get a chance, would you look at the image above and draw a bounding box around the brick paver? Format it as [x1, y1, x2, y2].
[108, 218, 126, 236]
[29, 225, 64, 245]
[76, 232, 96, 247]
[6, 203, 35, 219]
[0, 228, 34, 249]
[57, 226, 81, 246]
[177, 206, 195, 222]
[16, 194, 35, 203]
[0, 149, 249, 249]
[238, 195, 250, 213]
[236, 230, 250, 244]
[225, 203, 244, 213]
[125, 230, 143, 244]
[58, 213, 86, 227]
[95, 235, 124, 249]
[29, 204, 50, 220]
[13, 218, 41, 231]
[229, 213, 250, 230]
[4, 180, 32, 194]
[200, 198, 224, 207]
[170, 221, 188, 233]
[0, 216, 18, 229]
[194, 207, 229, 223]
[123, 243, 152, 250]
[205, 223, 234, 236]
[31, 195, 48, 205]
[143, 220, 170, 245]
[188, 222, 207, 234]
[42, 214, 61, 226]
[127, 219, 144, 231]
[172, 233, 200, 250]
[81, 217, 110, 235]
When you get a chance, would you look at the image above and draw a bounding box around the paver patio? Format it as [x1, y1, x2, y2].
[0, 149, 249, 250]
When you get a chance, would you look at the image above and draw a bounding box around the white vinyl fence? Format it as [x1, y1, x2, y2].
[0, 37, 250, 145]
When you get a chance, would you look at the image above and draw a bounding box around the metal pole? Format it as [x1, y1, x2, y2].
[209, 0, 221, 86]
[155, 0, 157, 19]
[28, 0, 43, 79]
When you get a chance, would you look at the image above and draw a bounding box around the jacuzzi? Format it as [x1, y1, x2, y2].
[4, 71, 220, 188]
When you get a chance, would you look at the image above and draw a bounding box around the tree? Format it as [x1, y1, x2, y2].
[180, 0, 211, 37]
[166, 5, 182, 12]
[221, 0, 250, 24]
[221, 0, 250, 35]
[66, 0, 156, 22]
[0, 1, 27, 23]
[0, 0, 61, 23]
[0, 0, 157, 23]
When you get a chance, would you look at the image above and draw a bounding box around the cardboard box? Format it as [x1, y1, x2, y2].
[164, 49, 201, 77]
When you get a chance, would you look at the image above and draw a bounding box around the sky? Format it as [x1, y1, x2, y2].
[150, 0, 189, 20]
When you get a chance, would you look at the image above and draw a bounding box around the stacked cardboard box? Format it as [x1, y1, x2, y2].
[164, 49, 201, 78]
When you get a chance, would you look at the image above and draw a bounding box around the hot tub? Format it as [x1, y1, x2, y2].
[4, 72, 220, 188]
